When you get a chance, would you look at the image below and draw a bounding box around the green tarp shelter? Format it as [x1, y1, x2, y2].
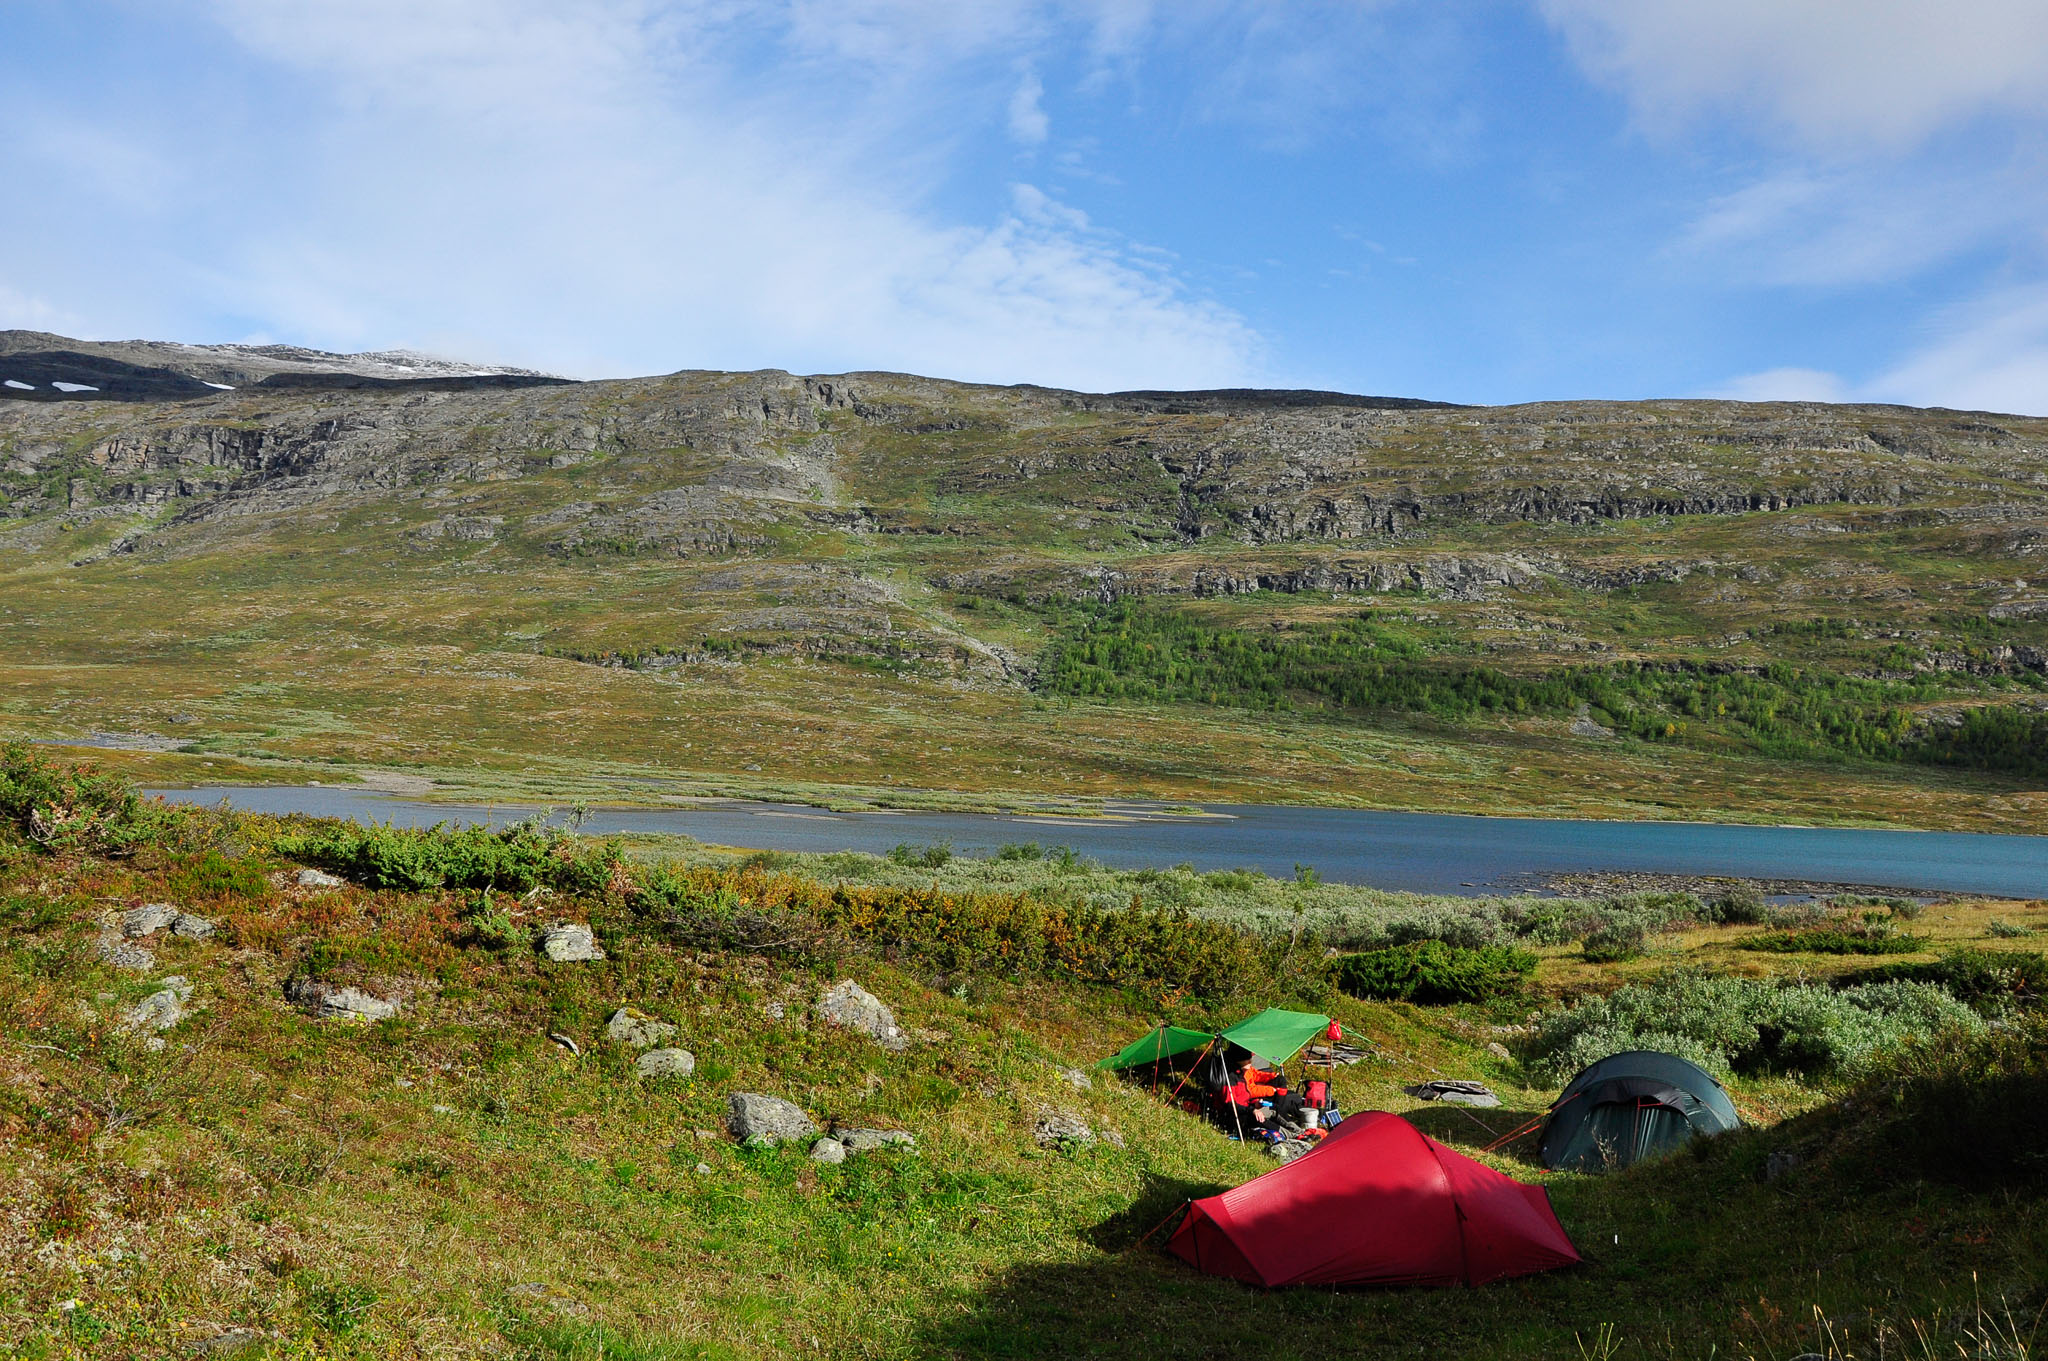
[1097, 1009, 1331, 1072]
[1219, 1009, 1331, 1066]
[1539, 1050, 1740, 1173]
[1097, 1025, 1217, 1072]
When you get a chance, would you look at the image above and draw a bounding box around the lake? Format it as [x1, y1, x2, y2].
[145, 785, 2048, 897]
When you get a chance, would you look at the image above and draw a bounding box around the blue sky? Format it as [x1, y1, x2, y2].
[6, 1, 2048, 412]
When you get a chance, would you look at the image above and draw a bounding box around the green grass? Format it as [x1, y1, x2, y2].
[1, 756, 2044, 1358]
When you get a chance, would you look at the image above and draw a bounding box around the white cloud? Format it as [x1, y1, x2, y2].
[92, 0, 1263, 389]
[1708, 367, 1849, 403]
[1674, 158, 2048, 287]
[1867, 285, 2048, 416]
[1540, 0, 2048, 150]
[1008, 68, 1049, 144]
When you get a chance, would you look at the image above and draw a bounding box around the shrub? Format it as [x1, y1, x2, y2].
[1582, 922, 1647, 963]
[1743, 927, 1928, 955]
[276, 819, 623, 895]
[1528, 972, 1984, 1084]
[0, 741, 172, 854]
[1849, 948, 2047, 1016]
[1702, 886, 1770, 924]
[888, 841, 953, 869]
[1988, 919, 2032, 939]
[996, 842, 1043, 862]
[1334, 941, 1536, 1005]
[1846, 1020, 2048, 1189]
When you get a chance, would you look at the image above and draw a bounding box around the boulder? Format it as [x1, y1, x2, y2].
[1485, 1041, 1512, 1061]
[284, 977, 400, 1023]
[835, 1127, 916, 1155]
[124, 977, 192, 1033]
[297, 868, 345, 889]
[815, 979, 906, 1051]
[1033, 1111, 1095, 1148]
[172, 912, 216, 940]
[539, 923, 605, 962]
[808, 1137, 847, 1164]
[606, 1006, 678, 1049]
[1056, 1066, 1093, 1090]
[635, 1048, 696, 1080]
[1404, 1079, 1500, 1108]
[727, 1092, 817, 1146]
[122, 903, 179, 938]
[96, 937, 155, 972]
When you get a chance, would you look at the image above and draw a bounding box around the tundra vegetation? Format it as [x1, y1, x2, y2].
[2, 747, 2044, 1359]
[3, 346, 2048, 831]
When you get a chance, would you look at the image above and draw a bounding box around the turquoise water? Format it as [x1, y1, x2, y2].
[147, 785, 2048, 897]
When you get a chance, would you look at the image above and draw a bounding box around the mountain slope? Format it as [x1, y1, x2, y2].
[3, 333, 2046, 830]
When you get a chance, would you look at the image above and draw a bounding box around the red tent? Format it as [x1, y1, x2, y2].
[1166, 1111, 1580, 1288]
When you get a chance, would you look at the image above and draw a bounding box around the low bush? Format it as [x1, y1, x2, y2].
[1529, 972, 1985, 1084]
[1846, 1019, 2048, 1190]
[1988, 919, 2032, 939]
[631, 861, 1333, 1008]
[276, 819, 624, 896]
[1743, 927, 1928, 955]
[0, 742, 175, 854]
[1848, 948, 2047, 1016]
[1702, 886, 1771, 924]
[1581, 922, 1647, 963]
[888, 841, 953, 869]
[166, 849, 272, 903]
[1333, 941, 1536, 1005]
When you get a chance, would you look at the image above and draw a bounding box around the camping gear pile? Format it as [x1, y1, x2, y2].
[1098, 1009, 1347, 1150]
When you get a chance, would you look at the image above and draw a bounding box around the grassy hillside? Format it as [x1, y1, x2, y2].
[3, 750, 2044, 1359]
[4, 359, 2048, 830]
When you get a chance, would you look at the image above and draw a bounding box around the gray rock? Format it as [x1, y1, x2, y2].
[296, 868, 345, 889]
[1485, 1041, 1512, 1061]
[122, 903, 179, 938]
[635, 1048, 696, 1080]
[815, 979, 906, 1051]
[728, 1092, 817, 1145]
[606, 1006, 678, 1049]
[539, 923, 605, 962]
[1765, 1149, 1804, 1182]
[808, 1137, 847, 1164]
[1570, 704, 1615, 740]
[694, 1162, 712, 1176]
[835, 1127, 916, 1154]
[96, 936, 155, 972]
[284, 977, 399, 1022]
[124, 977, 193, 1033]
[548, 1031, 582, 1056]
[172, 912, 215, 939]
[1033, 1111, 1095, 1148]
[1267, 1139, 1314, 1163]
[1056, 1065, 1093, 1090]
[1440, 1090, 1501, 1107]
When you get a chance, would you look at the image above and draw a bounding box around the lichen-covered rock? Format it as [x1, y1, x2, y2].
[1267, 1139, 1314, 1163]
[835, 1127, 916, 1155]
[1033, 1111, 1094, 1148]
[297, 868, 345, 889]
[606, 1006, 678, 1048]
[122, 903, 179, 938]
[815, 979, 906, 1051]
[727, 1092, 817, 1145]
[635, 1048, 696, 1079]
[808, 1137, 847, 1164]
[539, 923, 604, 962]
[1056, 1065, 1093, 1090]
[124, 976, 192, 1033]
[285, 977, 399, 1022]
[96, 936, 154, 972]
[172, 911, 215, 939]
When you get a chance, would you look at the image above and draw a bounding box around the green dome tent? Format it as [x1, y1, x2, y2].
[1539, 1050, 1740, 1173]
